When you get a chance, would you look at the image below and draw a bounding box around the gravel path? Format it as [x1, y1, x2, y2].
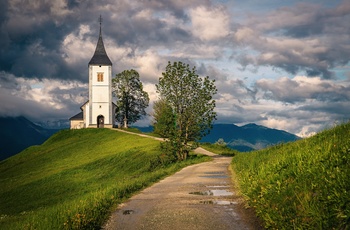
[102, 147, 262, 230]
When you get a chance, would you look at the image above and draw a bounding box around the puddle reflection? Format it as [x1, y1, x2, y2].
[190, 189, 233, 196]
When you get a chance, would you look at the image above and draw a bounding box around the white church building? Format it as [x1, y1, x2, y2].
[70, 20, 116, 129]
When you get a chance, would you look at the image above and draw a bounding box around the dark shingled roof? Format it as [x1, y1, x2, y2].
[88, 26, 112, 66]
[69, 111, 83, 120]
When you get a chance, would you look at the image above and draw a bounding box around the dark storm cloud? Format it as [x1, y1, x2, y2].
[0, 0, 205, 82]
[0, 0, 91, 81]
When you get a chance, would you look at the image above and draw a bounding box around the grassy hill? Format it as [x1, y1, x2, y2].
[0, 128, 209, 229]
[232, 122, 350, 229]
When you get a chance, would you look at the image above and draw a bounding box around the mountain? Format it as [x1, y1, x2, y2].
[133, 126, 154, 133]
[135, 123, 300, 152]
[200, 123, 301, 152]
[35, 119, 70, 129]
[0, 116, 59, 161]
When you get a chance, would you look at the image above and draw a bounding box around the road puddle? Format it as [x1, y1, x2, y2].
[200, 175, 229, 178]
[200, 171, 229, 178]
[200, 200, 238, 205]
[210, 189, 233, 196]
[206, 185, 230, 188]
[190, 189, 233, 196]
[122, 210, 134, 215]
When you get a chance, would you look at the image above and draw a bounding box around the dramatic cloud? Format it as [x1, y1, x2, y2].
[0, 0, 349, 136]
[233, 1, 350, 78]
[0, 71, 87, 121]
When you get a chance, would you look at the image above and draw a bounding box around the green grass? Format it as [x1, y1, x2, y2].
[0, 129, 210, 229]
[231, 122, 350, 229]
[200, 142, 238, 156]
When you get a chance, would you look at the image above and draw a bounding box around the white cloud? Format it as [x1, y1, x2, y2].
[0, 72, 87, 121]
[189, 5, 230, 41]
[61, 25, 95, 65]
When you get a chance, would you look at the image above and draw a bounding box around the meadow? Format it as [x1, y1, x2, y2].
[0, 128, 209, 229]
[232, 122, 350, 229]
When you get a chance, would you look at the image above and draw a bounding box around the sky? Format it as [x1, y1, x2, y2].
[0, 0, 349, 137]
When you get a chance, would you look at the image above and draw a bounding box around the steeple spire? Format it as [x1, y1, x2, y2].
[99, 15, 103, 35]
[88, 15, 112, 66]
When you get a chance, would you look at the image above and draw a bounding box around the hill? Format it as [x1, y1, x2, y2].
[0, 128, 208, 229]
[231, 122, 350, 229]
[0, 116, 59, 161]
[200, 123, 300, 151]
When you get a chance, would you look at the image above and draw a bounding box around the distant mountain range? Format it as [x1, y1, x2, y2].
[200, 123, 301, 151]
[0, 116, 59, 161]
[136, 123, 301, 152]
[0, 116, 300, 161]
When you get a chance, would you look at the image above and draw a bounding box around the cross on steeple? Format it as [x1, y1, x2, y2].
[99, 15, 103, 33]
[99, 15, 103, 26]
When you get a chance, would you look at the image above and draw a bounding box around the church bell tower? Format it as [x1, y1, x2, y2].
[85, 16, 115, 128]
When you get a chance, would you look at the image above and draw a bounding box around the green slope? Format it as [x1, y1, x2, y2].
[232, 122, 350, 229]
[0, 129, 209, 229]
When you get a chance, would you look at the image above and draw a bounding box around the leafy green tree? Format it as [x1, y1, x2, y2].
[112, 69, 149, 128]
[152, 99, 175, 137]
[156, 61, 217, 160]
[215, 138, 227, 146]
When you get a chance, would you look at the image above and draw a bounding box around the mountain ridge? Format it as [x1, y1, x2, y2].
[136, 123, 300, 152]
[1, 116, 300, 161]
[200, 123, 300, 151]
[0, 116, 59, 161]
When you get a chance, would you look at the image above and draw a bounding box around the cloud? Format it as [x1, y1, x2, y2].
[255, 76, 350, 103]
[210, 70, 350, 136]
[189, 5, 230, 41]
[0, 71, 87, 121]
[233, 1, 350, 78]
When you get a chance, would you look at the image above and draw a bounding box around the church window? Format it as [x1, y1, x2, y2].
[97, 72, 104, 82]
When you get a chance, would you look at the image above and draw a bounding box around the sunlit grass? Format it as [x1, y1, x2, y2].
[0, 129, 209, 229]
[232, 122, 350, 229]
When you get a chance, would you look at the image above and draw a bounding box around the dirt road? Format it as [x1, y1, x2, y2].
[102, 147, 262, 230]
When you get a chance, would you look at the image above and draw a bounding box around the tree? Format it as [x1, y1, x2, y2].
[112, 69, 149, 128]
[216, 138, 227, 146]
[152, 99, 175, 138]
[156, 61, 217, 160]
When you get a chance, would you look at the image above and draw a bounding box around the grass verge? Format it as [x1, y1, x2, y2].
[231, 123, 350, 229]
[0, 129, 209, 229]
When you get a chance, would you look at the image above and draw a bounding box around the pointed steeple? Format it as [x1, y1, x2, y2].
[88, 16, 112, 66]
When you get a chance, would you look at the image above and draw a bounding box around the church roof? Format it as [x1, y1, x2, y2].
[69, 111, 83, 121]
[88, 24, 112, 66]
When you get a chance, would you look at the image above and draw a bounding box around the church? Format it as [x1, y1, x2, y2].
[70, 19, 116, 129]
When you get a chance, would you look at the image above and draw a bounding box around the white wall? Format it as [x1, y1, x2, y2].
[88, 65, 113, 126]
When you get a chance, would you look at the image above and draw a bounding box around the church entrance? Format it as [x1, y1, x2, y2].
[97, 115, 104, 128]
